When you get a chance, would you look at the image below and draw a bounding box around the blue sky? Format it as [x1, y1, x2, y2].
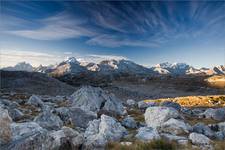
[0, 1, 225, 68]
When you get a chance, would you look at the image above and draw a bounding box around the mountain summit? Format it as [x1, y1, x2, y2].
[2, 62, 33, 72]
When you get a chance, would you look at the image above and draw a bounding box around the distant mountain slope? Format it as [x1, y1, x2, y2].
[95, 59, 154, 75]
[212, 65, 225, 75]
[2, 59, 224, 77]
[151, 62, 225, 76]
[49, 57, 88, 76]
[33, 64, 55, 73]
[152, 62, 191, 75]
[2, 62, 33, 72]
[50, 57, 154, 76]
[0, 70, 76, 96]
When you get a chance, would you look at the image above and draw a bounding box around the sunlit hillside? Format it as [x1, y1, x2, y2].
[144, 95, 225, 107]
[205, 75, 225, 89]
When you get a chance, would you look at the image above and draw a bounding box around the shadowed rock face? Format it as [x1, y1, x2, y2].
[69, 107, 97, 128]
[34, 108, 63, 130]
[0, 70, 76, 96]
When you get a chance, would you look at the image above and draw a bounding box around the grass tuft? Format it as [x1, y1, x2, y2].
[106, 140, 179, 150]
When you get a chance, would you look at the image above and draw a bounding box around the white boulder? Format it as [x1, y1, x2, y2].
[70, 86, 125, 115]
[144, 106, 181, 128]
[84, 114, 127, 148]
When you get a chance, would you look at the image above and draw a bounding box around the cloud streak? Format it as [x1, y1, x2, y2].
[4, 12, 96, 40]
[0, 50, 63, 67]
[1, 1, 225, 48]
[0, 49, 128, 67]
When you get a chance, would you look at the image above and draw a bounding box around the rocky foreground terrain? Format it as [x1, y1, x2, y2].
[1, 60, 225, 150]
[1, 86, 225, 150]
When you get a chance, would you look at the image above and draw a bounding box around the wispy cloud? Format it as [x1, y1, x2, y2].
[0, 49, 128, 67]
[86, 34, 160, 48]
[4, 12, 96, 40]
[0, 50, 64, 67]
[1, 1, 225, 48]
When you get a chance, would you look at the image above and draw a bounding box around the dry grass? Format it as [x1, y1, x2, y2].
[9, 93, 30, 100]
[214, 141, 225, 150]
[57, 100, 70, 107]
[16, 104, 40, 122]
[127, 109, 145, 122]
[106, 140, 179, 150]
[144, 95, 225, 107]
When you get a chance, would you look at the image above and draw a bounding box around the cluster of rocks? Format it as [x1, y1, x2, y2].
[0, 86, 128, 150]
[134, 100, 225, 149]
[1, 87, 225, 150]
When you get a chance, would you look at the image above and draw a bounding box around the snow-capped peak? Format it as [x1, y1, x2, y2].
[99, 59, 119, 69]
[64, 57, 80, 64]
[171, 63, 189, 69]
[155, 62, 172, 68]
[152, 62, 191, 75]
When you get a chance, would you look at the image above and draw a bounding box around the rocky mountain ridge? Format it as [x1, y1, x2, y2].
[2, 58, 224, 77]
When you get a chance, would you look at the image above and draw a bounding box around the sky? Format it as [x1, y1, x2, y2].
[0, 1, 225, 68]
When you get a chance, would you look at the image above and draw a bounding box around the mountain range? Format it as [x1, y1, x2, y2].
[2, 57, 225, 76]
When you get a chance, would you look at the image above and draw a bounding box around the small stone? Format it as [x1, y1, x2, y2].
[126, 99, 136, 107]
[27, 95, 44, 108]
[161, 133, 187, 142]
[120, 142, 132, 146]
[160, 101, 181, 111]
[121, 116, 137, 129]
[189, 132, 211, 145]
[135, 127, 160, 141]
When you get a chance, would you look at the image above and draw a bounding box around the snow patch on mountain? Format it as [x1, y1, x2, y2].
[34, 64, 55, 73]
[77, 55, 127, 64]
[50, 57, 87, 76]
